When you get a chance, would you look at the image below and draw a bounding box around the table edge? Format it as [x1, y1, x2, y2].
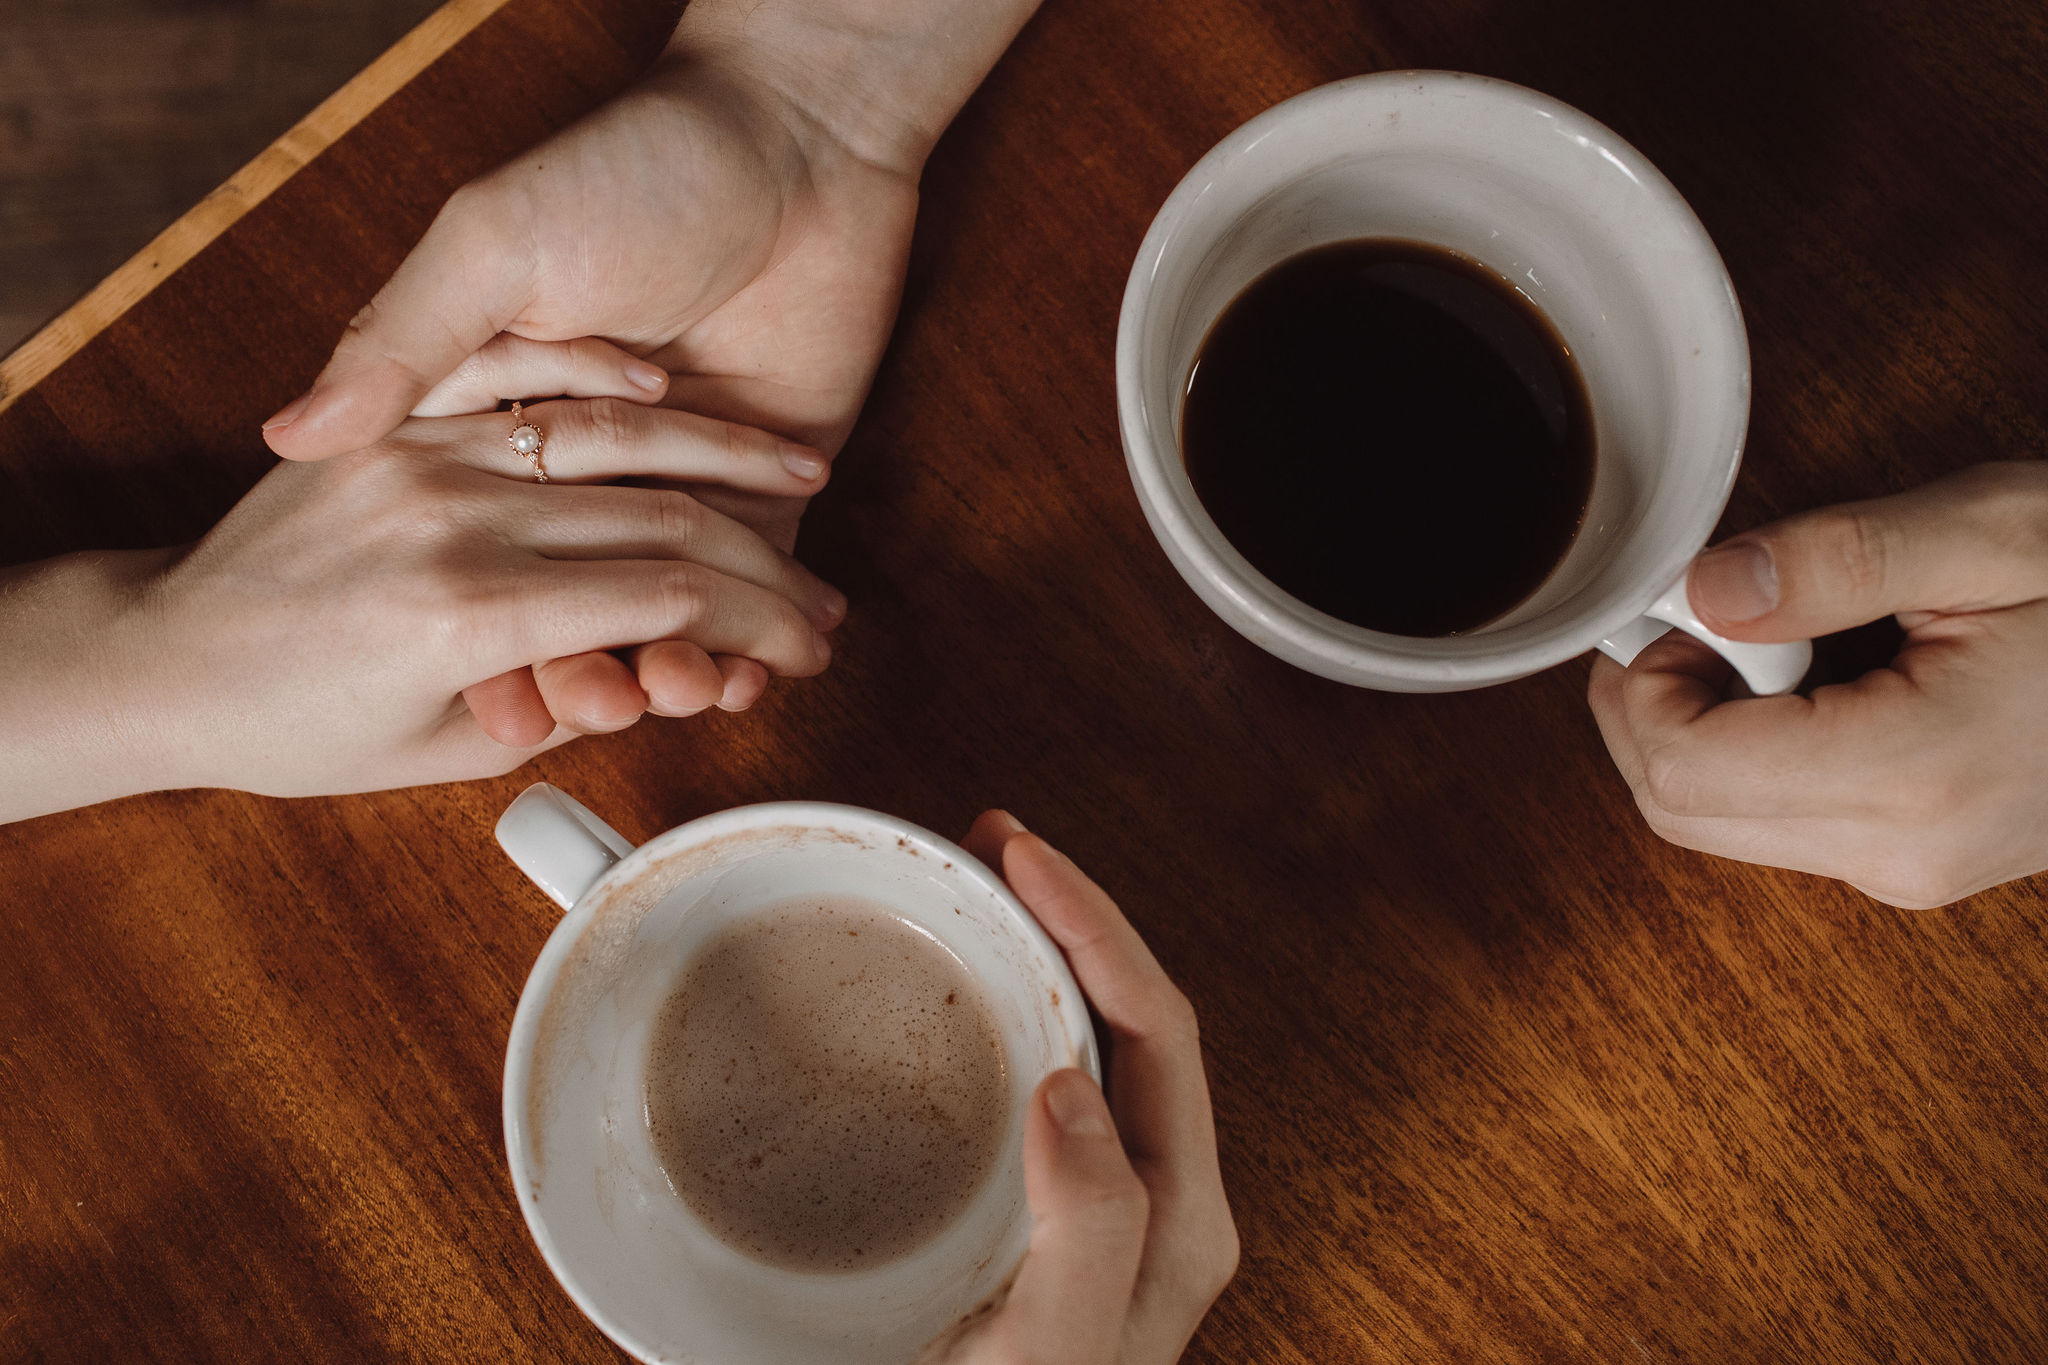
[0, 0, 513, 416]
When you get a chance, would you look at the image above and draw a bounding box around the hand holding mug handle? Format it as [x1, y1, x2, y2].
[1589, 463, 2048, 908]
[1598, 567, 1814, 696]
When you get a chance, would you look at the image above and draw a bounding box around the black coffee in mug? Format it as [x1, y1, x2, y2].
[1181, 238, 1595, 637]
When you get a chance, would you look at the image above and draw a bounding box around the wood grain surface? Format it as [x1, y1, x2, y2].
[3, 0, 2046, 1361]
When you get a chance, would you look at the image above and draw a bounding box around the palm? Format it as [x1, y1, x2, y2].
[501, 66, 920, 550]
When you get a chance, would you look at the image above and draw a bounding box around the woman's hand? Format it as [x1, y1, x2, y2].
[400, 334, 842, 745]
[0, 392, 841, 824]
[917, 812, 1239, 1365]
[1589, 461, 2048, 908]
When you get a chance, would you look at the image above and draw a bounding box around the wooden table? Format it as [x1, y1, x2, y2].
[4, 0, 2045, 1359]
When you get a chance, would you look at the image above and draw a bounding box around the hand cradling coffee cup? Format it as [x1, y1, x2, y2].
[495, 784, 1098, 1365]
[1118, 70, 1813, 695]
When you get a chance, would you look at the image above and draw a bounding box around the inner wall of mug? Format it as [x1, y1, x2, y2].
[1129, 76, 1747, 676]
[518, 820, 1083, 1364]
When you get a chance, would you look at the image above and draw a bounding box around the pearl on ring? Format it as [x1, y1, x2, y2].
[508, 400, 549, 482]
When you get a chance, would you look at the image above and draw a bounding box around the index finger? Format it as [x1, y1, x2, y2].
[1592, 631, 1910, 821]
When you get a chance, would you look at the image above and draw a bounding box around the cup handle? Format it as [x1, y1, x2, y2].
[1598, 571, 1813, 697]
[494, 782, 638, 911]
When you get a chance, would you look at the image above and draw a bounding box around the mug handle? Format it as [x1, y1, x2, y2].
[1598, 570, 1813, 697]
[495, 782, 638, 911]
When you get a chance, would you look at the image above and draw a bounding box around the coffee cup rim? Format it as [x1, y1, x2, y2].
[1115, 70, 1750, 689]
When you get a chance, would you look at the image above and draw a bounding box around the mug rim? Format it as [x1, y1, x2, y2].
[502, 799, 1101, 1364]
[1115, 69, 1751, 689]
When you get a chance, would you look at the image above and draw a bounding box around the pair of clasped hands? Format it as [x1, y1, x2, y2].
[4, 0, 2046, 1358]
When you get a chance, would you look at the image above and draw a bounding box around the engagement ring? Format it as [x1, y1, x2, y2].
[509, 401, 548, 482]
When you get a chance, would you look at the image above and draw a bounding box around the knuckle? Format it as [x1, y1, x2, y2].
[1639, 742, 1702, 816]
[435, 181, 505, 241]
[417, 572, 502, 659]
[444, 347, 498, 395]
[1895, 761, 1972, 826]
[777, 603, 828, 674]
[1812, 505, 1896, 604]
[1213, 1224, 1244, 1293]
[566, 335, 618, 370]
[650, 489, 703, 551]
[335, 445, 403, 485]
[1077, 1165, 1151, 1229]
[1150, 985, 1202, 1047]
[1960, 463, 2048, 563]
[1865, 849, 1973, 909]
[1631, 786, 1706, 851]
[656, 563, 710, 631]
[1615, 663, 1661, 723]
[573, 396, 638, 462]
[1148, 1208, 1240, 1308]
[1191, 1221, 1242, 1302]
[716, 419, 758, 463]
[377, 465, 474, 542]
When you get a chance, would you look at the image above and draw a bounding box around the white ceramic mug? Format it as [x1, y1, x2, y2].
[1117, 71, 1811, 695]
[495, 783, 1100, 1364]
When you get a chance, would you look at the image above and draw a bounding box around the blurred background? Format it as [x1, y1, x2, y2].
[0, 0, 442, 357]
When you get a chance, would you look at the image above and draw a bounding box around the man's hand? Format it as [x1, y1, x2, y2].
[266, 48, 914, 555]
[1589, 461, 2048, 908]
[918, 812, 1239, 1365]
[261, 0, 1045, 501]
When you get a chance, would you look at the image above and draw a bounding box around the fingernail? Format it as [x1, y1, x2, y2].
[989, 810, 1026, 837]
[817, 587, 848, 627]
[1043, 1071, 1114, 1137]
[1692, 540, 1779, 622]
[781, 448, 828, 480]
[625, 361, 667, 393]
[262, 389, 315, 431]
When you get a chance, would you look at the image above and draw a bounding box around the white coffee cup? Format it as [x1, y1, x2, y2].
[494, 783, 1099, 1364]
[1116, 71, 1811, 694]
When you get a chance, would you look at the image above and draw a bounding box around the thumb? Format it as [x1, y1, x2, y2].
[263, 188, 534, 460]
[1690, 462, 2048, 641]
[981, 1070, 1148, 1365]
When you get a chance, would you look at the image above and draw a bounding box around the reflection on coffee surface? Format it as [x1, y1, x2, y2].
[1182, 238, 1595, 637]
[645, 896, 1009, 1272]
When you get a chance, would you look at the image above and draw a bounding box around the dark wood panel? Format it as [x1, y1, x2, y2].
[1, 0, 2044, 1361]
[0, 0, 449, 356]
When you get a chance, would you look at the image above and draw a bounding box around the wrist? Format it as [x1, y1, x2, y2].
[664, 0, 1043, 175]
[0, 548, 187, 823]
